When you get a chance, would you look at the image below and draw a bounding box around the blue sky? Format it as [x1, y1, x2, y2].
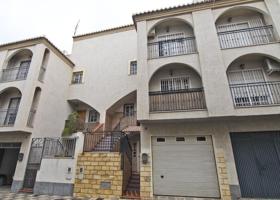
[0, 0, 193, 52]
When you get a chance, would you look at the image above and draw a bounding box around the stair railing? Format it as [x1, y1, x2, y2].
[83, 131, 125, 152]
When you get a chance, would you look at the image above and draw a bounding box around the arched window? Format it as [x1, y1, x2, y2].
[38, 49, 50, 82]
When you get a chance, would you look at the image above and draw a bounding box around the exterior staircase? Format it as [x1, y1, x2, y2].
[123, 173, 140, 199]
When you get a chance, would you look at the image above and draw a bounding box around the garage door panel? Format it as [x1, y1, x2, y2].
[154, 181, 220, 197]
[231, 132, 280, 198]
[152, 136, 220, 198]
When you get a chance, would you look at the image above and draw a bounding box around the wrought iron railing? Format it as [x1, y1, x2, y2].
[43, 137, 77, 158]
[229, 81, 280, 107]
[83, 131, 125, 152]
[0, 66, 29, 82]
[0, 108, 18, 126]
[148, 37, 197, 59]
[149, 88, 206, 112]
[218, 25, 276, 49]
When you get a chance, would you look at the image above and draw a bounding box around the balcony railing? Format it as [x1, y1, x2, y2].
[0, 108, 18, 126]
[229, 81, 280, 107]
[148, 37, 197, 59]
[0, 66, 29, 82]
[218, 25, 276, 49]
[149, 88, 206, 112]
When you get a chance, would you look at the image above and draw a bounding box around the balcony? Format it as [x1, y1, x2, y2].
[227, 53, 280, 108]
[149, 63, 205, 112]
[218, 25, 276, 49]
[147, 18, 196, 59]
[148, 37, 197, 59]
[215, 6, 278, 50]
[0, 66, 29, 83]
[0, 87, 21, 127]
[0, 108, 18, 126]
[230, 81, 280, 107]
[149, 88, 206, 112]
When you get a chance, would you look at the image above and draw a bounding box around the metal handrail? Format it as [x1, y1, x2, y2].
[217, 25, 273, 34]
[217, 25, 276, 49]
[149, 88, 204, 95]
[148, 36, 196, 45]
[0, 108, 18, 126]
[149, 88, 206, 112]
[148, 37, 197, 59]
[229, 81, 280, 107]
[0, 66, 29, 82]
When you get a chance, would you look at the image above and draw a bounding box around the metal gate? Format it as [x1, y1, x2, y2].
[231, 132, 280, 198]
[23, 138, 45, 189]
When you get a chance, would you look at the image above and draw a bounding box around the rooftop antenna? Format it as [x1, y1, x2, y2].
[73, 19, 80, 36]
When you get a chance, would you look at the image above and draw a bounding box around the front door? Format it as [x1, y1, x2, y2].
[131, 140, 140, 173]
[231, 132, 280, 198]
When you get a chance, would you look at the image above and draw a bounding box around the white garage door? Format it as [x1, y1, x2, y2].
[152, 136, 220, 198]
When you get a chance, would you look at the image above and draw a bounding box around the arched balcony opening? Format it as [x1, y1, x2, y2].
[1, 49, 33, 82]
[216, 7, 277, 49]
[27, 87, 41, 127]
[105, 91, 137, 131]
[227, 54, 280, 107]
[0, 87, 22, 126]
[67, 99, 101, 132]
[148, 19, 197, 59]
[149, 63, 206, 112]
[38, 48, 50, 82]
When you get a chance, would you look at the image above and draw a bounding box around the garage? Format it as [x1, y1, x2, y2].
[231, 132, 280, 198]
[152, 136, 220, 198]
[0, 143, 21, 187]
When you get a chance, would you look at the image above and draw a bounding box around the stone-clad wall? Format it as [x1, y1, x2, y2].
[140, 164, 152, 198]
[74, 152, 123, 199]
[216, 150, 232, 200]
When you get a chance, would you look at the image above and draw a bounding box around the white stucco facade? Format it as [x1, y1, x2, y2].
[0, 0, 280, 199]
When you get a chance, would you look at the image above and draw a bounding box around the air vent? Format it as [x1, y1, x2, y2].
[157, 138, 165, 142]
[197, 136, 206, 141]
[176, 137, 185, 142]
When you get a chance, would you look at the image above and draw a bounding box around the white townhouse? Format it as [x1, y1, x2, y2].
[0, 0, 280, 200]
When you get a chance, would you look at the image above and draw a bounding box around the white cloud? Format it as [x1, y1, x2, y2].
[0, 0, 193, 52]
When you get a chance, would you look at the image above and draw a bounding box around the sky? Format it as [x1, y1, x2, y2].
[0, 0, 194, 53]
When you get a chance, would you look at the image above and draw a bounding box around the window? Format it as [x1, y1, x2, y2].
[16, 60, 31, 80]
[161, 77, 189, 92]
[158, 33, 185, 57]
[123, 104, 134, 117]
[72, 71, 83, 84]
[88, 110, 99, 123]
[130, 61, 137, 75]
[5, 97, 21, 125]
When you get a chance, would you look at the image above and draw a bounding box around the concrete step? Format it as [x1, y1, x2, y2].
[19, 188, 33, 193]
[122, 190, 140, 199]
